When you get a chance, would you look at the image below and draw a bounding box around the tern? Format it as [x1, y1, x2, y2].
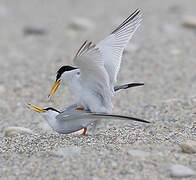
[48, 9, 142, 113]
[28, 104, 150, 135]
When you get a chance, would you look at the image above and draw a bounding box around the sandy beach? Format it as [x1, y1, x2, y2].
[0, 0, 196, 179]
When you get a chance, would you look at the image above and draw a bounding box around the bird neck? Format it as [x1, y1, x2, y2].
[62, 71, 82, 101]
[43, 111, 59, 130]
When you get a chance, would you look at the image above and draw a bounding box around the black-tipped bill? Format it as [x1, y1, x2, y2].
[48, 80, 60, 98]
[27, 104, 46, 113]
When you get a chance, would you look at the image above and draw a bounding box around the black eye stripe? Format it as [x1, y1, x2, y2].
[43, 107, 60, 113]
[56, 66, 78, 81]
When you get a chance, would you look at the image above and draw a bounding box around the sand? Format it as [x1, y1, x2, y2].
[0, 0, 196, 179]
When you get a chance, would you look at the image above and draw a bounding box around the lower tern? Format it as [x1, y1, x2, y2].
[28, 104, 150, 135]
[48, 9, 143, 113]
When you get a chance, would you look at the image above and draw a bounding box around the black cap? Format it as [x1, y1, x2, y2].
[56, 65, 78, 81]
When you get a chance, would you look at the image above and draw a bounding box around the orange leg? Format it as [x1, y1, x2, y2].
[82, 127, 87, 136]
[76, 107, 84, 111]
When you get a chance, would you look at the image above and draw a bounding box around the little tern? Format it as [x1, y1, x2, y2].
[28, 104, 150, 135]
[48, 9, 142, 113]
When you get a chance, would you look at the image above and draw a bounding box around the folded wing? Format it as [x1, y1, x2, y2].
[56, 112, 150, 124]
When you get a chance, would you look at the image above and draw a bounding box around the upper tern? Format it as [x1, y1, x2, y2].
[48, 9, 142, 113]
[28, 104, 150, 135]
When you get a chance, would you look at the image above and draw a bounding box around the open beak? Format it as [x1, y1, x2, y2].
[48, 80, 60, 98]
[27, 104, 46, 113]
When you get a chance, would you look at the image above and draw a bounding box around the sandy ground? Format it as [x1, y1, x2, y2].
[0, 0, 196, 179]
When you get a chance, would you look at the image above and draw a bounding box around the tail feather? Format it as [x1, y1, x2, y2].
[114, 83, 144, 92]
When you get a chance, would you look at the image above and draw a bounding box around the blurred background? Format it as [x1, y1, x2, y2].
[1, 0, 196, 128]
[0, 0, 196, 179]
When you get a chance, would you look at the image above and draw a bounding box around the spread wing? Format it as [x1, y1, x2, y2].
[73, 41, 112, 106]
[56, 112, 150, 124]
[73, 41, 110, 87]
[96, 9, 142, 86]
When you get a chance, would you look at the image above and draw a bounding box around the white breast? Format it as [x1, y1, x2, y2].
[62, 70, 113, 113]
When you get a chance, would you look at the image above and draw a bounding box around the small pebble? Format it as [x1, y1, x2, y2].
[69, 17, 94, 31]
[52, 146, 81, 157]
[4, 127, 34, 137]
[183, 15, 196, 29]
[23, 26, 48, 36]
[169, 164, 195, 178]
[180, 140, 196, 154]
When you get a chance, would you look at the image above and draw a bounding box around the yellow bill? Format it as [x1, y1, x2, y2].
[27, 104, 46, 113]
[48, 80, 60, 98]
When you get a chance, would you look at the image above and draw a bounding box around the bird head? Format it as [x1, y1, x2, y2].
[27, 104, 60, 115]
[48, 65, 78, 98]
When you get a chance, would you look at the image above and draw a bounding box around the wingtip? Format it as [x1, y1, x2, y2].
[131, 117, 150, 124]
[134, 8, 142, 16]
[134, 8, 140, 14]
[143, 120, 151, 123]
[127, 82, 144, 88]
[111, 8, 142, 34]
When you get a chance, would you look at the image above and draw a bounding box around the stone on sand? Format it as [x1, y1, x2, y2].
[180, 140, 196, 154]
[69, 17, 94, 31]
[183, 15, 196, 29]
[4, 126, 34, 137]
[169, 164, 195, 178]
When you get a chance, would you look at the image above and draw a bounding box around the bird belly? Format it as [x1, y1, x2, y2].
[52, 118, 93, 134]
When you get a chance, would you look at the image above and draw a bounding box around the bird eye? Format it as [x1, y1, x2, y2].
[77, 72, 80, 75]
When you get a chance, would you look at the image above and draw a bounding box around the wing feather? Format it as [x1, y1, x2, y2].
[73, 40, 112, 110]
[73, 41, 109, 85]
[56, 112, 150, 124]
[96, 9, 142, 86]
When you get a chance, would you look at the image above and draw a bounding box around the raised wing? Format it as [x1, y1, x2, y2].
[73, 41, 112, 108]
[73, 40, 110, 88]
[96, 9, 142, 86]
[56, 112, 150, 124]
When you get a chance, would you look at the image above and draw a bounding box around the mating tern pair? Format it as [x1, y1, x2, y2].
[48, 9, 143, 113]
[29, 9, 149, 135]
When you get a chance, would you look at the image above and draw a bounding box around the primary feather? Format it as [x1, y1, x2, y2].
[97, 9, 142, 87]
[56, 111, 150, 124]
[73, 41, 112, 113]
